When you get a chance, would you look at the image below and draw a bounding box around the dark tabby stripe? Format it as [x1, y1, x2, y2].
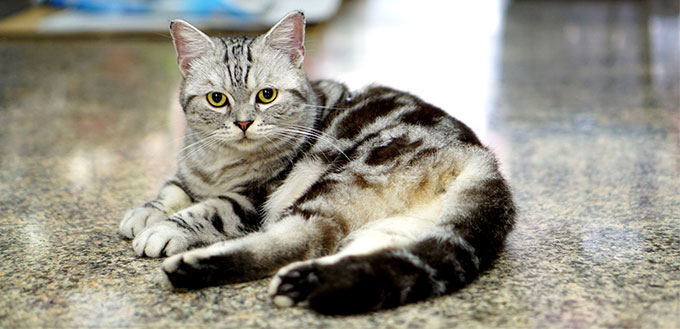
[168, 216, 197, 234]
[181, 94, 197, 109]
[399, 102, 446, 127]
[218, 36, 254, 87]
[335, 93, 404, 140]
[143, 200, 164, 212]
[217, 195, 259, 233]
[245, 38, 254, 62]
[209, 213, 225, 234]
[364, 136, 423, 166]
[220, 39, 235, 86]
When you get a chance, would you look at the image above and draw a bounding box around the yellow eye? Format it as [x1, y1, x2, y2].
[207, 92, 228, 107]
[256, 88, 278, 104]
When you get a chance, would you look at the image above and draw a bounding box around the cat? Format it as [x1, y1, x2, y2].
[119, 11, 515, 315]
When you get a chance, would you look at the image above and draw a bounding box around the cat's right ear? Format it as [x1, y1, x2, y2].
[169, 20, 215, 76]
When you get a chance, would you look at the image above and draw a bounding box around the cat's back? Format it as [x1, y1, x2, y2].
[315, 83, 484, 155]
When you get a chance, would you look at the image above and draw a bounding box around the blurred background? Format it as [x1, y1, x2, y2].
[0, 1, 678, 328]
[0, 0, 677, 144]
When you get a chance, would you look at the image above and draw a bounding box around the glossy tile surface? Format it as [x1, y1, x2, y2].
[1, 1, 678, 328]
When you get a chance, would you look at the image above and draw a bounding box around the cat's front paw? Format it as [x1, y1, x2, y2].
[132, 221, 190, 257]
[119, 206, 166, 239]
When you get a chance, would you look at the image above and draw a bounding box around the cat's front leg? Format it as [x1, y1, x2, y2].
[132, 193, 256, 257]
[161, 213, 346, 288]
[119, 179, 193, 239]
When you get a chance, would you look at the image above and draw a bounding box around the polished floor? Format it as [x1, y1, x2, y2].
[1, 1, 678, 328]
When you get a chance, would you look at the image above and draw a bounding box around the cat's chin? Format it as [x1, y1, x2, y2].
[229, 136, 266, 152]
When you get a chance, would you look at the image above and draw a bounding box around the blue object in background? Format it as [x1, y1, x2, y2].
[44, 0, 272, 18]
[35, 0, 342, 33]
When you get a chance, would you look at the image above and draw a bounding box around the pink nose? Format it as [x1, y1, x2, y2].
[234, 120, 254, 132]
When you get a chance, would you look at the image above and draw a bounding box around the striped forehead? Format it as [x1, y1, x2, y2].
[219, 36, 256, 88]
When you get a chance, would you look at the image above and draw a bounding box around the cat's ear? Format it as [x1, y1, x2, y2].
[263, 11, 306, 68]
[169, 20, 215, 76]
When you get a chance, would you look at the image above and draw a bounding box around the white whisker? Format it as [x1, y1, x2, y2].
[177, 131, 223, 163]
[301, 103, 348, 111]
[274, 124, 350, 161]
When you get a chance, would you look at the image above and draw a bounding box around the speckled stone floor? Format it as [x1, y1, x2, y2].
[1, 1, 678, 328]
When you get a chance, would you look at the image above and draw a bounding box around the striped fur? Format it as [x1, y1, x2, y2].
[120, 11, 515, 314]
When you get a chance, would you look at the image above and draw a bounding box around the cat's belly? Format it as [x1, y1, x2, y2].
[324, 155, 458, 227]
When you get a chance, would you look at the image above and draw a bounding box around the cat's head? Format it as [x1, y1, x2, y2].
[169, 11, 316, 153]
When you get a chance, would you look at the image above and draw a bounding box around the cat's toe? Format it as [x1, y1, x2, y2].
[270, 262, 323, 307]
[162, 253, 196, 288]
[131, 224, 189, 257]
[119, 207, 166, 239]
[161, 250, 213, 289]
[162, 253, 184, 274]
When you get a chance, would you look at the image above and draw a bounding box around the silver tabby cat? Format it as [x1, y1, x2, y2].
[119, 11, 515, 314]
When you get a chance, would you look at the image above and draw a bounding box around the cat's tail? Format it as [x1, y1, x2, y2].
[270, 153, 516, 314]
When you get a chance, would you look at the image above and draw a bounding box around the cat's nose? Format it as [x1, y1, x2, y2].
[234, 120, 254, 132]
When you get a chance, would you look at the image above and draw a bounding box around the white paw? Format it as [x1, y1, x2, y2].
[119, 206, 166, 239]
[161, 253, 185, 273]
[132, 222, 190, 257]
[161, 249, 202, 273]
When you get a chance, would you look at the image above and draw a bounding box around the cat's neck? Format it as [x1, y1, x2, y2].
[178, 127, 301, 197]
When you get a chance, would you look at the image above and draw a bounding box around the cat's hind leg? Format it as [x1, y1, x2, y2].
[268, 215, 436, 313]
[268, 156, 516, 314]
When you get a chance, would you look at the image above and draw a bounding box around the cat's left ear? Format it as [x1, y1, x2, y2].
[169, 19, 215, 76]
[263, 11, 306, 68]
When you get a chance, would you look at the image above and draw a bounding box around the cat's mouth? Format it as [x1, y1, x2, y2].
[238, 132, 255, 141]
[235, 133, 261, 146]
[212, 131, 260, 149]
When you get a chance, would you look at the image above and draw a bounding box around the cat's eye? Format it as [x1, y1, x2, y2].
[207, 92, 228, 107]
[256, 88, 278, 104]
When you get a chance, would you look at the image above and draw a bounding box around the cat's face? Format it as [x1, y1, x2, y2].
[170, 12, 315, 153]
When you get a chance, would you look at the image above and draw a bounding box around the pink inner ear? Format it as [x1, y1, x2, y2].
[174, 33, 191, 69]
[170, 21, 213, 74]
[287, 16, 305, 57]
[266, 12, 306, 64]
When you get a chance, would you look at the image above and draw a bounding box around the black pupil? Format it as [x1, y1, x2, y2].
[262, 89, 273, 99]
[212, 93, 224, 104]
